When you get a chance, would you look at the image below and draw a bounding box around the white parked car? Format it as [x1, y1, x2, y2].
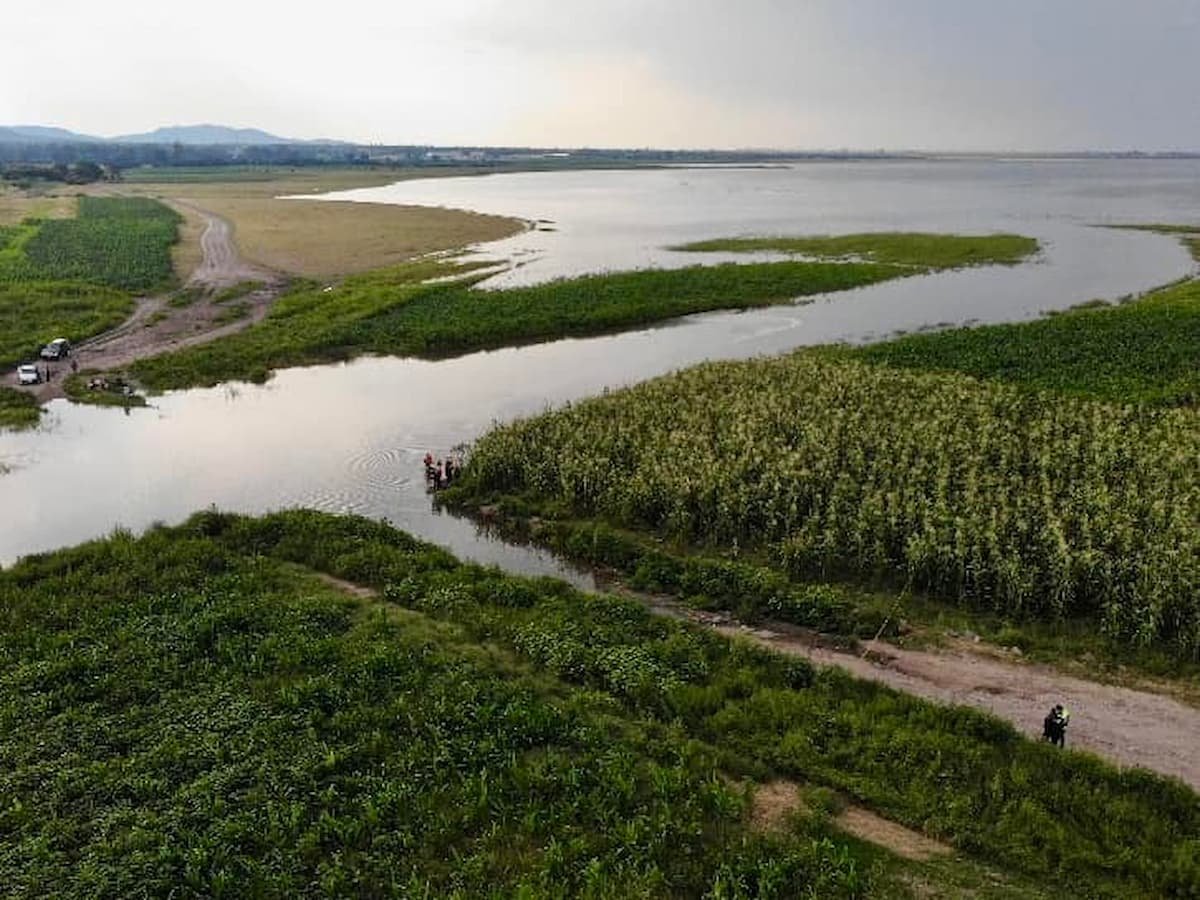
[17, 364, 41, 385]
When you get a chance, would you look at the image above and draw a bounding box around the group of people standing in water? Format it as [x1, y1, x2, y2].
[423, 452, 461, 490]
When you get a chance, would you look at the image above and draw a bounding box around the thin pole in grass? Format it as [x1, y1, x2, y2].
[865, 586, 909, 657]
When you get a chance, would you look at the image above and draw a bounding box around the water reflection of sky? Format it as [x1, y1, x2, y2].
[3, 161, 1198, 573]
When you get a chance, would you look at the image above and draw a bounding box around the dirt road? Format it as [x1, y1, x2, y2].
[9, 205, 282, 401]
[180, 202, 274, 289]
[634, 593, 1200, 791]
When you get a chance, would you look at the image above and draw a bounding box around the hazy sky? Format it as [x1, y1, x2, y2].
[4, 0, 1199, 150]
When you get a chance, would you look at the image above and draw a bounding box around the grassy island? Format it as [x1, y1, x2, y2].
[126, 230, 1039, 391]
[672, 232, 1039, 269]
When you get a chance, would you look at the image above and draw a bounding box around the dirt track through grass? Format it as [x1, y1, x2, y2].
[11, 205, 283, 402]
[630, 590, 1200, 791]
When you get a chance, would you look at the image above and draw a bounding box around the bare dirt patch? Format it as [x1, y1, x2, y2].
[169, 202, 207, 282]
[749, 780, 805, 833]
[835, 807, 952, 862]
[749, 778, 951, 862]
[0, 193, 76, 225]
[312, 572, 379, 599]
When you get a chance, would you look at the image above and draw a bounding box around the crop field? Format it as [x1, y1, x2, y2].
[457, 353, 1200, 657]
[19, 196, 180, 292]
[0, 196, 182, 367]
[673, 232, 1039, 269]
[1, 510, 1193, 897]
[850, 275, 1200, 406]
[128, 256, 913, 389]
[0, 512, 875, 898]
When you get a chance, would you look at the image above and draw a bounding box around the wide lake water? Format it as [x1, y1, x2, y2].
[2, 160, 1198, 578]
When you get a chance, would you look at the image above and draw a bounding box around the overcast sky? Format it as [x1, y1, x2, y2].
[4, 0, 1199, 151]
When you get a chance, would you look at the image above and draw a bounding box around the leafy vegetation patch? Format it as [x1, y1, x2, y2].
[0, 511, 897, 898]
[0, 281, 131, 366]
[455, 354, 1200, 656]
[1, 510, 1180, 898]
[672, 232, 1039, 269]
[0, 386, 40, 430]
[129, 257, 909, 389]
[849, 276, 1200, 406]
[0, 197, 182, 367]
[213, 280, 264, 303]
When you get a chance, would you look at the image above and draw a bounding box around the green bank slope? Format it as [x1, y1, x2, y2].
[1, 511, 1195, 897]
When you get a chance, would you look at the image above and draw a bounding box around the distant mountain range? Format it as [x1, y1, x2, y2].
[0, 124, 313, 145]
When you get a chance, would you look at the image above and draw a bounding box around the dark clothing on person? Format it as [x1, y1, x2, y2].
[1043, 708, 1067, 747]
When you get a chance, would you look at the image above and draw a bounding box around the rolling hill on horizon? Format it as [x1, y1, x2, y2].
[0, 123, 319, 145]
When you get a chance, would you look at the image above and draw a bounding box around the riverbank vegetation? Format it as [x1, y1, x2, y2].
[1, 510, 1196, 897]
[0, 281, 131, 367]
[448, 222, 1200, 666]
[848, 263, 1200, 407]
[126, 228, 1038, 392]
[451, 352, 1200, 657]
[127, 256, 911, 389]
[0, 385, 39, 429]
[673, 232, 1039, 269]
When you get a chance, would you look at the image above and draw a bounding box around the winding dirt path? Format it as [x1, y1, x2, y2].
[632, 593, 1200, 791]
[9, 204, 283, 401]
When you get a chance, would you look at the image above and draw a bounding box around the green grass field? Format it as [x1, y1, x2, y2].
[0, 281, 132, 367]
[672, 232, 1039, 269]
[0, 510, 1193, 897]
[0, 386, 40, 430]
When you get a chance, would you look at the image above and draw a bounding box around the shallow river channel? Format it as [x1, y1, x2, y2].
[2, 160, 1198, 577]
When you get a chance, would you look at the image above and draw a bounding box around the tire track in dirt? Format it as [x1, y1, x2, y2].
[9, 203, 284, 401]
